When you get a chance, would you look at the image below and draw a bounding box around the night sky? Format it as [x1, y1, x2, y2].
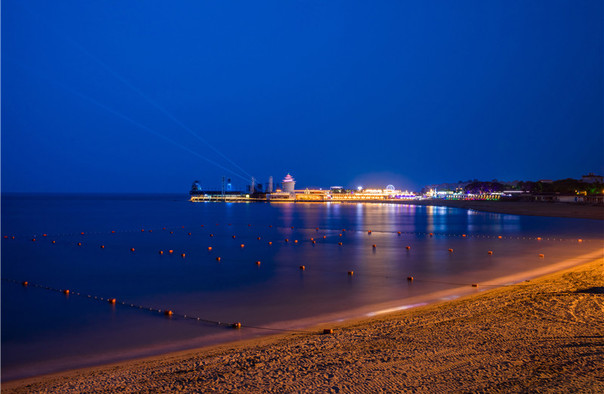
[2, 1, 602, 193]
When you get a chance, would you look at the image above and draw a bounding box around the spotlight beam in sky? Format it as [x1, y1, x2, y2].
[13, 61, 252, 183]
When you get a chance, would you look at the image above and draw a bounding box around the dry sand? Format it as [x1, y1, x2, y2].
[5, 255, 603, 393]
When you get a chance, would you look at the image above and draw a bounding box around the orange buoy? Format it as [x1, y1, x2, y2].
[170, 231, 174, 234]
[284, 239, 289, 243]
[310, 238, 314, 241]
[498, 236, 502, 239]
[255, 261, 261, 265]
[348, 271, 354, 276]
[169, 250, 174, 254]
[294, 240, 298, 243]
[22, 281, 28, 287]
[338, 242, 343, 246]
[11, 236, 15, 239]
[323, 329, 333, 335]
[248, 224, 252, 227]
[63, 289, 70, 295]
[149, 230, 152, 233]
[316, 227, 319, 231]
[100, 245, 105, 249]
[269, 225, 273, 228]
[448, 248, 453, 252]
[207, 247, 212, 251]
[164, 310, 173, 316]
[538, 254, 545, 258]
[32, 238, 36, 242]
[471, 284, 479, 287]
[257, 237, 261, 240]
[323, 235, 327, 239]
[216, 257, 221, 261]
[108, 298, 116, 305]
[487, 251, 493, 255]
[130, 248, 135, 252]
[405, 246, 411, 250]
[537, 237, 542, 241]
[312, 240, 316, 244]
[372, 244, 377, 248]
[232, 322, 242, 329]
[162, 227, 166, 230]
[429, 233, 433, 237]
[339, 234, 343, 237]
[181, 253, 186, 258]
[210, 234, 214, 237]
[81, 232, 85, 235]
[77, 242, 82, 246]
[188, 232, 191, 235]
[200, 224, 204, 227]
[240, 244, 245, 248]
[112, 230, 116, 233]
[368, 230, 372, 234]
[407, 276, 414, 281]
[3, 235, 7, 239]
[52, 240, 56, 244]
[578, 239, 583, 242]
[159, 250, 164, 255]
[232, 235, 236, 239]
[228, 223, 232, 226]
[268, 241, 273, 245]
[141, 229, 145, 232]
[299, 265, 305, 270]
[43, 234, 47, 237]
[462, 234, 467, 237]
[397, 231, 401, 235]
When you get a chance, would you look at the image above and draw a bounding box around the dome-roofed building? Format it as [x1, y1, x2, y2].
[282, 173, 296, 193]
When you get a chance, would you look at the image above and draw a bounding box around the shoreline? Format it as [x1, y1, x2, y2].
[356, 199, 604, 220]
[4, 250, 603, 392]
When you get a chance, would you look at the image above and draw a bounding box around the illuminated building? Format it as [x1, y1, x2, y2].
[282, 173, 296, 193]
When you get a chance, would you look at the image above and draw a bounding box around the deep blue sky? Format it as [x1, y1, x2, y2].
[2, 1, 602, 193]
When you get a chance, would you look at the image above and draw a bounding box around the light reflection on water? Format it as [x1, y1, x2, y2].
[1, 195, 602, 380]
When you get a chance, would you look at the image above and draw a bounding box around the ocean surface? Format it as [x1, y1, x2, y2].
[2, 194, 602, 380]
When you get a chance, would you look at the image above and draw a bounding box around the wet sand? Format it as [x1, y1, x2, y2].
[394, 199, 604, 220]
[5, 252, 603, 393]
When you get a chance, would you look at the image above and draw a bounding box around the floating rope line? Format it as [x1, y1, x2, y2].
[1, 278, 313, 334]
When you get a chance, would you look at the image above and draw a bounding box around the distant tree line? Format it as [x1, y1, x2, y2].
[460, 179, 603, 195]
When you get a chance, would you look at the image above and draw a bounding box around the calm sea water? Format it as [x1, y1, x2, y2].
[2, 194, 602, 379]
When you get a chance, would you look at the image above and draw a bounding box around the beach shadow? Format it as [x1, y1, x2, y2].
[575, 287, 604, 294]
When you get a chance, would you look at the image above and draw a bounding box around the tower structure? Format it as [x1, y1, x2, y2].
[282, 173, 296, 194]
[268, 176, 273, 193]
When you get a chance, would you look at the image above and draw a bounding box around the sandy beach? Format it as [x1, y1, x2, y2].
[391, 200, 604, 221]
[4, 250, 603, 392]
